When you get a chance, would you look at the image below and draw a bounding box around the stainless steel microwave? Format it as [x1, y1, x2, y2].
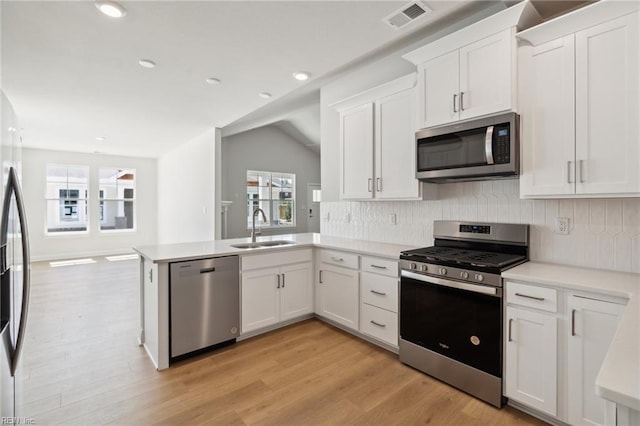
[416, 112, 519, 182]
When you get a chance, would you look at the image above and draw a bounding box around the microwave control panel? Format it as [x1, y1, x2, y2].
[493, 125, 510, 164]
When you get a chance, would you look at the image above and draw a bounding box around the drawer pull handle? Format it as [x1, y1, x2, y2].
[277, 274, 281, 289]
[199, 267, 216, 274]
[515, 292, 545, 301]
[370, 264, 387, 270]
[370, 289, 386, 296]
[571, 309, 576, 336]
[330, 257, 344, 262]
[281, 273, 285, 288]
[370, 320, 386, 328]
[319, 270, 323, 284]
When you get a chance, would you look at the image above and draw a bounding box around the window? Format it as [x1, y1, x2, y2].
[246, 170, 295, 229]
[99, 168, 135, 231]
[46, 165, 88, 233]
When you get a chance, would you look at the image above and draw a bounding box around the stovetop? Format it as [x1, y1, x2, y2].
[401, 246, 527, 270]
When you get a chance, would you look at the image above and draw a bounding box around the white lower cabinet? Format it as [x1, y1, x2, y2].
[241, 250, 313, 334]
[317, 264, 359, 330]
[505, 280, 627, 425]
[505, 305, 558, 416]
[358, 256, 399, 348]
[567, 295, 623, 426]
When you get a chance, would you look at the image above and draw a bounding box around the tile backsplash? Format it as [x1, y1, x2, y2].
[320, 179, 640, 274]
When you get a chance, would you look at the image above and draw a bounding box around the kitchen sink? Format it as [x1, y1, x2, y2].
[230, 240, 295, 249]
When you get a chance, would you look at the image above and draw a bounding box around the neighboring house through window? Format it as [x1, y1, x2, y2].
[46, 165, 88, 233]
[246, 170, 295, 229]
[100, 168, 135, 231]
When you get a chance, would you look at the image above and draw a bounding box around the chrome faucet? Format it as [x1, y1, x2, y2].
[251, 208, 267, 243]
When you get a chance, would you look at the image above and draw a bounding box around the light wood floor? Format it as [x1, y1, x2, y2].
[21, 256, 547, 425]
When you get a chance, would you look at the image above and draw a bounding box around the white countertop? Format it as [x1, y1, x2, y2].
[503, 262, 640, 411]
[133, 233, 417, 264]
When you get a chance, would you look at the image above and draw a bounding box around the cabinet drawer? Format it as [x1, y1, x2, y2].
[242, 248, 312, 271]
[319, 249, 359, 270]
[506, 281, 557, 313]
[361, 256, 398, 277]
[360, 304, 398, 347]
[361, 272, 398, 312]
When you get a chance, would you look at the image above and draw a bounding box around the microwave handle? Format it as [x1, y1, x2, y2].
[485, 125, 495, 165]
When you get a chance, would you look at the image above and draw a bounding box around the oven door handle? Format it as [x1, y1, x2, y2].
[401, 270, 499, 297]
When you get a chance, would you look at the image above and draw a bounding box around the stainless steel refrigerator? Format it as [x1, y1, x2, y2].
[0, 93, 30, 418]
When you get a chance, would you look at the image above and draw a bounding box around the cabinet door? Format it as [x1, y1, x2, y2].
[241, 267, 279, 333]
[567, 296, 623, 426]
[419, 50, 459, 128]
[374, 88, 421, 199]
[318, 265, 359, 330]
[575, 13, 640, 195]
[459, 29, 513, 121]
[520, 36, 576, 197]
[505, 306, 557, 416]
[340, 103, 374, 199]
[280, 262, 313, 322]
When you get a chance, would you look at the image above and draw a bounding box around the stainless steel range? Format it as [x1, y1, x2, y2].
[399, 220, 529, 408]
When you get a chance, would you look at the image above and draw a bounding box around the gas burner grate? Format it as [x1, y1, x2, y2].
[404, 246, 526, 269]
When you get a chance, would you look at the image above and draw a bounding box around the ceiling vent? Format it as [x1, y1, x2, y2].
[384, 1, 432, 30]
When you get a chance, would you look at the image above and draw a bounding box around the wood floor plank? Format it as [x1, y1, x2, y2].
[21, 257, 547, 425]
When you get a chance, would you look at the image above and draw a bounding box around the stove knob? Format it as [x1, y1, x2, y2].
[475, 274, 484, 282]
[439, 267, 447, 276]
[421, 264, 428, 272]
[460, 271, 469, 280]
[410, 263, 417, 270]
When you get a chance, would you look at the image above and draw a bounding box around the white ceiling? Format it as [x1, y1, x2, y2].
[1, 0, 492, 158]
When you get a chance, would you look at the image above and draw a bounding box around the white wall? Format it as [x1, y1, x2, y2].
[222, 125, 320, 239]
[157, 128, 218, 244]
[22, 148, 157, 261]
[321, 180, 640, 274]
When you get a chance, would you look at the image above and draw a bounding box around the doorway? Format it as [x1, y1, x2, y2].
[306, 183, 321, 233]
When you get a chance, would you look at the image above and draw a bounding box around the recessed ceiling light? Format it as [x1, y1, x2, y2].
[95, 136, 106, 142]
[206, 78, 221, 85]
[293, 71, 311, 81]
[138, 59, 156, 69]
[95, 1, 127, 18]
[259, 92, 272, 99]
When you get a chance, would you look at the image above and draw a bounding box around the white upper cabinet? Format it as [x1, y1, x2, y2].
[417, 29, 515, 128]
[574, 14, 639, 195]
[374, 88, 422, 200]
[518, 3, 640, 198]
[340, 103, 374, 200]
[404, 1, 541, 129]
[459, 30, 513, 121]
[336, 74, 432, 201]
[418, 50, 459, 127]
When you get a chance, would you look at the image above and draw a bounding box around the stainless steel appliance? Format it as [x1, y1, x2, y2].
[416, 112, 519, 182]
[1, 167, 30, 417]
[169, 256, 239, 362]
[399, 220, 529, 407]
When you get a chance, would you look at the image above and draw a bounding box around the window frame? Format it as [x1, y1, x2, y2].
[246, 170, 296, 231]
[99, 167, 136, 233]
[45, 164, 89, 236]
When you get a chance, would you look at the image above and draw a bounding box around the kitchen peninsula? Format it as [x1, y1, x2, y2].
[135, 232, 639, 425]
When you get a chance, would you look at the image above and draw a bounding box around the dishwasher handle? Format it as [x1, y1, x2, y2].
[200, 267, 216, 274]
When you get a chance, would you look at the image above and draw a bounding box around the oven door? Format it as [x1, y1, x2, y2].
[399, 270, 502, 377]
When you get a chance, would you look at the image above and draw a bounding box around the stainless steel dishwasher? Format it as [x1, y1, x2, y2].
[169, 256, 239, 361]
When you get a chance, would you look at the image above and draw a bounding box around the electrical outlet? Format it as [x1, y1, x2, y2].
[555, 217, 570, 235]
[389, 214, 397, 225]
